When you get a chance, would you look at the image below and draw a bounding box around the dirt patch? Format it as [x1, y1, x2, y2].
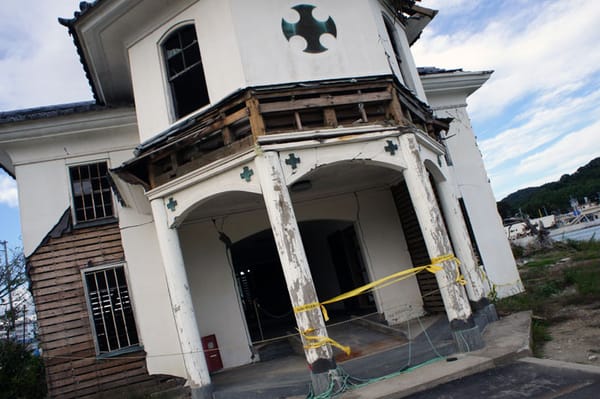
[498, 241, 600, 367]
[541, 302, 600, 365]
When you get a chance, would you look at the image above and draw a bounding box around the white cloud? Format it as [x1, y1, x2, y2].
[488, 119, 600, 199]
[0, 173, 18, 208]
[514, 121, 600, 179]
[415, 1, 600, 121]
[419, 0, 480, 15]
[479, 87, 600, 171]
[415, 1, 600, 199]
[0, 0, 92, 111]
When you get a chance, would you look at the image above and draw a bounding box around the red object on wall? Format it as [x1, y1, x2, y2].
[201, 334, 223, 373]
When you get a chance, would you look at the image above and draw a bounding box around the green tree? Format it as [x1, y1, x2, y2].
[0, 340, 46, 399]
[0, 243, 28, 340]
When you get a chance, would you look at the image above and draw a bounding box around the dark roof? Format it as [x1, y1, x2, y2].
[57, 1, 102, 26]
[0, 101, 104, 124]
[58, 1, 105, 105]
[417, 67, 463, 75]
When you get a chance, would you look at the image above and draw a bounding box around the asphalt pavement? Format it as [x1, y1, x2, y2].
[403, 357, 600, 399]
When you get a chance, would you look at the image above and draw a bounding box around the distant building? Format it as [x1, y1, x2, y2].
[0, 1, 522, 398]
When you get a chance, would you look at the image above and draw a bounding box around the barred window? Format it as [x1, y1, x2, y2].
[84, 265, 140, 355]
[69, 162, 114, 223]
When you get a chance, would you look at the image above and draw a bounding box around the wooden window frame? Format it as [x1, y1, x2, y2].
[82, 263, 141, 357]
[68, 161, 116, 226]
[161, 24, 210, 120]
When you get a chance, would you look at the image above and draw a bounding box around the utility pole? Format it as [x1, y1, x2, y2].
[1, 240, 15, 338]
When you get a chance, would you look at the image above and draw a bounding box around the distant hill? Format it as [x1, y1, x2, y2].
[497, 157, 600, 218]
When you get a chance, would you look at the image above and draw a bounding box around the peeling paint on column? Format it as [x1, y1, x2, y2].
[255, 151, 334, 365]
[434, 176, 487, 303]
[399, 133, 472, 323]
[150, 199, 211, 388]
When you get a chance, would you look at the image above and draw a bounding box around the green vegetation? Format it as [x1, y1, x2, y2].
[497, 157, 600, 218]
[495, 239, 600, 356]
[0, 341, 46, 399]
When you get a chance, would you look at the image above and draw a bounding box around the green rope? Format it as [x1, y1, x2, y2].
[306, 316, 448, 399]
[306, 357, 446, 399]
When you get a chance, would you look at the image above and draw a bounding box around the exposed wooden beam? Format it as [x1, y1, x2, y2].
[246, 97, 266, 140]
[259, 91, 392, 113]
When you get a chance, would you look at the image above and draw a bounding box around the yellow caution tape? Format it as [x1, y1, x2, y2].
[300, 327, 351, 356]
[292, 253, 464, 353]
[439, 255, 466, 286]
[292, 302, 330, 321]
[293, 254, 460, 322]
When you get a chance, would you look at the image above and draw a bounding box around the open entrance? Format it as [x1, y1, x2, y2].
[230, 220, 375, 342]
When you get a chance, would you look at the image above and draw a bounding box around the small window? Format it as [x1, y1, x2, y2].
[69, 162, 114, 224]
[84, 265, 140, 355]
[163, 24, 209, 119]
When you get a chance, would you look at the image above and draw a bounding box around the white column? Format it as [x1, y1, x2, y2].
[150, 199, 211, 390]
[254, 151, 335, 377]
[435, 176, 487, 304]
[398, 134, 472, 323]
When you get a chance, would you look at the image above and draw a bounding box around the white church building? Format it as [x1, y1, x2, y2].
[0, 1, 522, 398]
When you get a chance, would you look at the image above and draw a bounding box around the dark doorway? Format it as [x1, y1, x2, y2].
[230, 220, 374, 342]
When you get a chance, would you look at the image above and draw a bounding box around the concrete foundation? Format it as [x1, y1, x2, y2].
[473, 303, 499, 333]
[191, 384, 214, 399]
[452, 325, 484, 352]
[311, 368, 341, 396]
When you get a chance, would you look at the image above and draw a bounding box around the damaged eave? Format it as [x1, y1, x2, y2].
[0, 155, 15, 178]
[420, 69, 494, 98]
[405, 4, 438, 45]
[112, 160, 151, 190]
[383, 1, 438, 45]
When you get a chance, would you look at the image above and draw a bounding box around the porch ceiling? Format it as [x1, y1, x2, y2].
[181, 161, 402, 223]
[290, 161, 402, 202]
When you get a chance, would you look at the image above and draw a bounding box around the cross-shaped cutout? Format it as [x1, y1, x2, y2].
[240, 166, 254, 182]
[384, 140, 398, 156]
[285, 153, 301, 170]
[166, 197, 178, 212]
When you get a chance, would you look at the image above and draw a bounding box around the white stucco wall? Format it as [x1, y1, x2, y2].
[120, 219, 187, 377]
[427, 99, 523, 297]
[231, 0, 390, 87]
[128, 0, 245, 141]
[178, 221, 255, 369]
[370, 0, 427, 101]
[352, 189, 425, 323]
[3, 113, 138, 256]
[129, 0, 397, 143]
[2, 111, 189, 378]
[15, 159, 70, 256]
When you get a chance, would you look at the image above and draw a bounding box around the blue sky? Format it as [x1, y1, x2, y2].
[1, 0, 600, 250]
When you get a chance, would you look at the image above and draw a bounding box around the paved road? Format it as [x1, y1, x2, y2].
[404, 359, 600, 399]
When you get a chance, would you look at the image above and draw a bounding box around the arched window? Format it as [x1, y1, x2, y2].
[162, 24, 209, 119]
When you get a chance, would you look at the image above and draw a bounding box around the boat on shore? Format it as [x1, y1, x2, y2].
[505, 206, 600, 246]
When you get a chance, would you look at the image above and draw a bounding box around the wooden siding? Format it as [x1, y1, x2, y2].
[390, 181, 445, 313]
[28, 221, 182, 398]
